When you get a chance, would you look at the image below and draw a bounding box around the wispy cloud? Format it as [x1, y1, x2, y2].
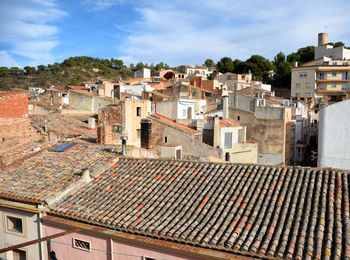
[83, 0, 126, 11]
[117, 0, 350, 66]
[0, 0, 66, 67]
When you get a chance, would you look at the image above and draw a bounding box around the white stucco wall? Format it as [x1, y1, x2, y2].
[318, 99, 350, 170]
[0, 207, 44, 260]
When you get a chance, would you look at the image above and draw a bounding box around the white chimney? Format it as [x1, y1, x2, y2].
[82, 168, 91, 183]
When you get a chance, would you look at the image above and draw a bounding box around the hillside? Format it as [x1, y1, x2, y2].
[0, 57, 134, 90]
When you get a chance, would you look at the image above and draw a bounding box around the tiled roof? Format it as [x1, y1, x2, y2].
[219, 119, 240, 128]
[150, 114, 200, 134]
[30, 114, 96, 138]
[0, 143, 121, 204]
[50, 158, 350, 259]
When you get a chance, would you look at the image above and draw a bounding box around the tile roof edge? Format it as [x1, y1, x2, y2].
[43, 213, 276, 260]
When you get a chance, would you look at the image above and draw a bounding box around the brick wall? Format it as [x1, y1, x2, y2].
[0, 91, 32, 154]
[0, 91, 29, 118]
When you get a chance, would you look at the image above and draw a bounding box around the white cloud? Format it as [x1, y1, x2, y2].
[0, 0, 66, 67]
[117, 0, 350, 66]
[0, 51, 19, 67]
[83, 0, 127, 11]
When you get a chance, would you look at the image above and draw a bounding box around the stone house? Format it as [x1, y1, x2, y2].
[97, 100, 151, 147]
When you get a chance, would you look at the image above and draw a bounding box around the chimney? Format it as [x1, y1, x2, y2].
[120, 135, 128, 156]
[82, 168, 91, 183]
[222, 94, 229, 119]
[141, 119, 152, 149]
[318, 32, 328, 46]
[294, 61, 298, 67]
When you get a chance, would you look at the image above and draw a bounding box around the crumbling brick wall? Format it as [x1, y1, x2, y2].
[0, 91, 32, 153]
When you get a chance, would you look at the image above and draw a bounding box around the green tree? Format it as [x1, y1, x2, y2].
[244, 55, 274, 82]
[37, 65, 47, 72]
[0, 67, 9, 76]
[9, 67, 23, 75]
[135, 62, 145, 71]
[204, 59, 215, 68]
[24, 66, 36, 75]
[272, 52, 291, 89]
[216, 57, 234, 73]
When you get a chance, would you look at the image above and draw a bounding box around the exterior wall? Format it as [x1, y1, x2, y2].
[69, 91, 114, 114]
[0, 92, 31, 154]
[291, 67, 316, 97]
[44, 223, 201, 260]
[92, 97, 114, 114]
[228, 93, 256, 112]
[318, 99, 350, 169]
[215, 73, 252, 91]
[0, 207, 43, 260]
[154, 100, 177, 119]
[0, 91, 28, 118]
[315, 45, 350, 60]
[98, 80, 118, 98]
[230, 143, 258, 164]
[124, 100, 151, 147]
[134, 68, 151, 79]
[69, 91, 93, 111]
[120, 84, 154, 97]
[229, 108, 286, 165]
[155, 99, 206, 120]
[150, 118, 221, 159]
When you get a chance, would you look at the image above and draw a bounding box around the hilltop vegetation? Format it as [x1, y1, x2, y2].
[0, 46, 317, 91]
[0, 57, 170, 90]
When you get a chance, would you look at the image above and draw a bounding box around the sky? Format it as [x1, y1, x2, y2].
[0, 0, 350, 68]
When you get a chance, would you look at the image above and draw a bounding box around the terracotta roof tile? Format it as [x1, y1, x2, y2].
[49, 159, 350, 259]
[0, 143, 121, 203]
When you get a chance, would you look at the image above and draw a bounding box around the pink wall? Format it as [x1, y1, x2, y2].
[45, 223, 198, 260]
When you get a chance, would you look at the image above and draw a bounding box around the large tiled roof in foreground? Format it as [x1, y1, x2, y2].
[0, 143, 120, 203]
[51, 158, 350, 259]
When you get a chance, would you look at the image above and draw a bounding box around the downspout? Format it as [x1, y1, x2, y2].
[38, 210, 44, 260]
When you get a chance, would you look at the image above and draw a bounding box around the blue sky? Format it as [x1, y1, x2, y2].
[1, 0, 350, 68]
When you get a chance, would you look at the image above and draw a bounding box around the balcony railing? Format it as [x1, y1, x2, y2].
[317, 76, 349, 80]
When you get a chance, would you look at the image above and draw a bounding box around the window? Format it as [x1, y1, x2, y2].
[164, 136, 167, 143]
[224, 132, 232, 149]
[342, 83, 348, 90]
[319, 73, 324, 80]
[332, 83, 336, 88]
[295, 83, 301, 88]
[136, 107, 141, 117]
[305, 83, 311, 88]
[13, 248, 27, 260]
[343, 62, 349, 65]
[237, 116, 240, 121]
[73, 238, 91, 252]
[295, 93, 300, 97]
[299, 72, 307, 77]
[305, 92, 311, 96]
[332, 72, 337, 76]
[142, 257, 156, 260]
[332, 62, 337, 65]
[5, 215, 25, 235]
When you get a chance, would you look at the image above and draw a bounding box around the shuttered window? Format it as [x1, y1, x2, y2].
[224, 132, 232, 149]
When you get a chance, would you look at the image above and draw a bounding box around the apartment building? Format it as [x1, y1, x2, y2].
[291, 57, 350, 103]
[291, 33, 350, 103]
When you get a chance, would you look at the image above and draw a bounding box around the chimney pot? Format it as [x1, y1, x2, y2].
[82, 168, 91, 183]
